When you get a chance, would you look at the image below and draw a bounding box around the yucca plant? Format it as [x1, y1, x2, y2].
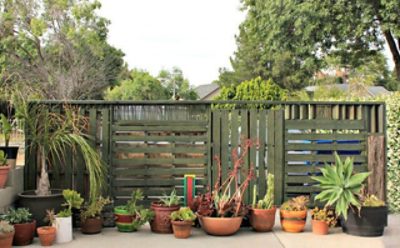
[311, 153, 370, 220]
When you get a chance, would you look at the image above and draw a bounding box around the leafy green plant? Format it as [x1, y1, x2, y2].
[81, 197, 111, 221]
[160, 189, 181, 207]
[170, 207, 196, 222]
[0, 114, 12, 147]
[253, 173, 274, 209]
[281, 195, 309, 211]
[0, 220, 14, 233]
[57, 189, 84, 217]
[0, 208, 33, 224]
[311, 153, 371, 220]
[0, 150, 7, 166]
[311, 207, 337, 227]
[361, 194, 385, 207]
[43, 209, 56, 226]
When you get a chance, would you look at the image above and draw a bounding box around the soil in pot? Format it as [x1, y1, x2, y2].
[341, 206, 387, 237]
[249, 207, 276, 232]
[13, 220, 36, 246]
[37, 226, 56, 246]
[81, 217, 103, 234]
[198, 216, 243, 236]
[150, 202, 179, 234]
[312, 220, 329, 235]
[280, 210, 307, 233]
[0, 231, 14, 248]
[0, 165, 10, 188]
[171, 221, 193, 239]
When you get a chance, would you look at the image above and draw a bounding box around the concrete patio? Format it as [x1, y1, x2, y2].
[28, 214, 400, 248]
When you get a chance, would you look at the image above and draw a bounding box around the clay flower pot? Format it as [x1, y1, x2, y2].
[280, 209, 307, 233]
[312, 220, 329, 235]
[81, 217, 103, 234]
[37, 226, 56, 246]
[249, 207, 276, 232]
[198, 215, 243, 236]
[0, 231, 14, 248]
[0, 165, 10, 188]
[13, 220, 36, 246]
[150, 202, 180, 234]
[171, 221, 193, 239]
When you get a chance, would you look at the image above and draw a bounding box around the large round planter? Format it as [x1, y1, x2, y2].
[312, 220, 329, 235]
[0, 146, 19, 169]
[37, 226, 56, 246]
[0, 165, 10, 188]
[198, 215, 243, 236]
[280, 209, 307, 233]
[341, 206, 387, 237]
[114, 206, 135, 232]
[13, 220, 36, 246]
[81, 217, 103, 234]
[17, 189, 64, 227]
[249, 207, 276, 232]
[171, 221, 193, 239]
[55, 216, 72, 243]
[0, 231, 14, 248]
[150, 202, 180, 234]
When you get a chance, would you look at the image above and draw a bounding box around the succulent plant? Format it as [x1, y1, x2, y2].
[281, 195, 309, 211]
[362, 194, 385, 207]
[0, 221, 14, 233]
[81, 197, 112, 221]
[0, 208, 33, 224]
[160, 189, 181, 207]
[253, 173, 274, 209]
[170, 207, 196, 222]
[0, 150, 7, 166]
[311, 207, 337, 227]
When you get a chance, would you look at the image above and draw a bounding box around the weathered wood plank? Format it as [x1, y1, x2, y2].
[258, 110, 267, 198]
[367, 135, 386, 201]
[286, 133, 365, 141]
[112, 125, 207, 132]
[113, 167, 207, 176]
[113, 157, 207, 166]
[286, 143, 365, 151]
[115, 120, 208, 126]
[286, 154, 366, 163]
[285, 120, 364, 130]
[221, 110, 229, 183]
[113, 146, 207, 153]
[113, 178, 207, 187]
[275, 110, 284, 205]
[112, 135, 207, 142]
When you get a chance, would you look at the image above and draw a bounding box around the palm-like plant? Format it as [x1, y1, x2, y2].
[311, 153, 370, 220]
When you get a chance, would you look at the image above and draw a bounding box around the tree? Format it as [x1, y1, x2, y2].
[0, 0, 125, 99]
[158, 67, 198, 100]
[105, 69, 168, 100]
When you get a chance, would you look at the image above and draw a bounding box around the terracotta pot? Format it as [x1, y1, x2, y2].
[171, 221, 193, 239]
[312, 220, 329, 235]
[280, 209, 307, 233]
[81, 217, 103, 234]
[0, 231, 14, 248]
[150, 202, 180, 234]
[37, 226, 56, 246]
[249, 207, 276, 232]
[13, 220, 36, 246]
[0, 165, 10, 188]
[198, 215, 243, 236]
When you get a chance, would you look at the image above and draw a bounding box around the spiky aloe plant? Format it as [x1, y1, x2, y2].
[311, 153, 370, 220]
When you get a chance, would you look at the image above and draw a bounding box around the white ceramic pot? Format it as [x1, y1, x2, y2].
[55, 216, 73, 243]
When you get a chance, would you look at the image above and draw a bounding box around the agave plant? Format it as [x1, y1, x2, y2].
[311, 153, 370, 220]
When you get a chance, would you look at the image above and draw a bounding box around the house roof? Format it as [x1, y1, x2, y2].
[305, 84, 390, 97]
[195, 83, 220, 100]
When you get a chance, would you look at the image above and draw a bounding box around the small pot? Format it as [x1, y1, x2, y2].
[249, 207, 276, 232]
[0, 231, 14, 248]
[312, 219, 329, 235]
[55, 216, 72, 243]
[150, 202, 180, 234]
[81, 217, 103, 234]
[280, 209, 307, 233]
[198, 215, 243, 236]
[0, 165, 10, 188]
[171, 221, 193, 239]
[114, 206, 135, 232]
[37, 226, 56, 246]
[13, 220, 36, 246]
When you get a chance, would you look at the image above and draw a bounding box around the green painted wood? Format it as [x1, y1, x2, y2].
[113, 157, 207, 166]
[285, 176, 316, 184]
[285, 120, 364, 130]
[267, 110, 276, 203]
[285, 186, 319, 193]
[74, 108, 86, 195]
[101, 107, 111, 195]
[112, 146, 207, 153]
[285, 164, 368, 173]
[220, 110, 229, 183]
[249, 109, 258, 203]
[89, 108, 97, 147]
[285, 143, 365, 151]
[285, 133, 365, 140]
[112, 167, 207, 176]
[112, 125, 207, 132]
[240, 109, 250, 203]
[285, 154, 367, 163]
[113, 178, 207, 187]
[112, 135, 208, 142]
[274, 110, 285, 205]
[206, 107, 212, 188]
[115, 120, 208, 126]
[230, 109, 240, 194]
[258, 110, 267, 198]
[113, 187, 206, 197]
[212, 110, 221, 188]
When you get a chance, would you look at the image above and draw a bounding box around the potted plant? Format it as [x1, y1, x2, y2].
[280, 195, 309, 233]
[114, 189, 154, 232]
[14, 99, 106, 227]
[55, 189, 84, 243]
[80, 197, 111, 234]
[37, 209, 57, 246]
[0, 208, 36, 246]
[310, 207, 337, 235]
[0, 113, 19, 169]
[192, 139, 255, 236]
[0, 221, 14, 248]
[0, 150, 10, 188]
[150, 189, 181, 233]
[170, 207, 196, 239]
[249, 173, 276, 232]
[311, 153, 387, 237]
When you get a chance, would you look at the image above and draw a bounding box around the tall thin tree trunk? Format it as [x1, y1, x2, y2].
[383, 30, 400, 81]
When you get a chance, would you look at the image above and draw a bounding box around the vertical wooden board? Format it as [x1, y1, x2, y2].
[378, 105, 384, 134]
[349, 105, 355, 120]
[75, 108, 86, 195]
[258, 110, 267, 198]
[274, 110, 284, 205]
[333, 105, 339, 120]
[240, 109, 250, 203]
[220, 110, 229, 183]
[285, 105, 290, 120]
[367, 135, 386, 201]
[63, 146, 73, 189]
[51, 106, 61, 188]
[89, 108, 97, 148]
[24, 136, 36, 190]
[249, 109, 258, 204]
[370, 105, 377, 133]
[102, 107, 111, 196]
[230, 110, 240, 194]
[267, 111, 275, 177]
[206, 107, 213, 189]
[212, 110, 221, 189]
[357, 105, 363, 120]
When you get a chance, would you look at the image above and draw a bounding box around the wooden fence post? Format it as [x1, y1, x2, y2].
[367, 135, 386, 201]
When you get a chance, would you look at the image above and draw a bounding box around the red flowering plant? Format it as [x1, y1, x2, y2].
[191, 139, 256, 218]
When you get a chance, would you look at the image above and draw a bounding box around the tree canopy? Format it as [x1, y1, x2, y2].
[158, 67, 198, 100]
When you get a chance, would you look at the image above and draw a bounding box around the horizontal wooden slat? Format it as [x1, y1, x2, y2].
[113, 167, 206, 176]
[113, 158, 207, 166]
[113, 178, 207, 187]
[286, 143, 365, 151]
[285, 176, 316, 184]
[113, 125, 207, 132]
[113, 146, 207, 153]
[285, 186, 319, 193]
[285, 154, 366, 163]
[285, 165, 368, 173]
[286, 133, 365, 140]
[115, 120, 208, 126]
[113, 187, 206, 197]
[285, 120, 364, 129]
[112, 135, 207, 142]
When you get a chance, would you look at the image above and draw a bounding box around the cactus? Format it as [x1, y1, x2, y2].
[255, 173, 274, 209]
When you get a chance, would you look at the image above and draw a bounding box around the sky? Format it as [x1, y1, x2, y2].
[99, 0, 245, 87]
